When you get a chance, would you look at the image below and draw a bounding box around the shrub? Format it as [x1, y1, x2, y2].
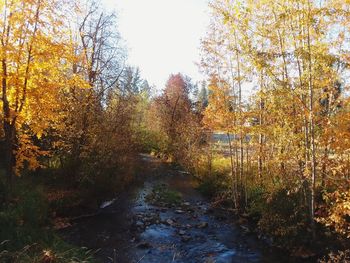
[0, 181, 95, 262]
[319, 249, 350, 263]
[246, 185, 267, 222]
[317, 190, 350, 238]
[197, 177, 219, 198]
[257, 187, 310, 247]
[0, 183, 49, 248]
[195, 155, 232, 198]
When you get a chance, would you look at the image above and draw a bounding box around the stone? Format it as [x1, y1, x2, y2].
[197, 222, 208, 229]
[179, 230, 186, 235]
[166, 219, 175, 226]
[136, 221, 144, 227]
[181, 235, 191, 242]
[240, 225, 250, 234]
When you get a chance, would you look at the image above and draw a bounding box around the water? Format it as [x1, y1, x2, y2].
[61, 154, 305, 263]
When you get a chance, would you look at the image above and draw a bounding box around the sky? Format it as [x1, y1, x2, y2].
[102, 0, 210, 90]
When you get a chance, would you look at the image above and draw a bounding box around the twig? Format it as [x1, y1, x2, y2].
[136, 254, 146, 263]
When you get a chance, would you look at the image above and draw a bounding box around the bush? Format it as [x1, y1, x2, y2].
[0, 181, 95, 262]
[257, 187, 310, 247]
[246, 185, 267, 222]
[197, 176, 221, 198]
[317, 190, 350, 238]
[319, 249, 350, 263]
[0, 183, 49, 248]
[138, 129, 168, 153]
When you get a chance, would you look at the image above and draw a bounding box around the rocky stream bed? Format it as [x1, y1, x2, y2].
[61, 154, 303, 263]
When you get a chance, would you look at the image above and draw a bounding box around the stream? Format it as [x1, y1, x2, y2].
[62, 154, 300, 263]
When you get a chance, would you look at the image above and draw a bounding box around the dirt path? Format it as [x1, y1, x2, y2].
[62, 154, 295, 263]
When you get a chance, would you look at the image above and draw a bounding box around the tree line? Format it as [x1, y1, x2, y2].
[196, 0, 350, 251]
[0, 0, 153, 193]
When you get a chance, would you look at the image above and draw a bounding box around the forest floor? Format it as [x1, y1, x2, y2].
[60, 154, 307, 263]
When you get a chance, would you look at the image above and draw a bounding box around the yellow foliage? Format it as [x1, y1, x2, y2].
[318, 191, 350, 238]
[0, 0, 88, 175]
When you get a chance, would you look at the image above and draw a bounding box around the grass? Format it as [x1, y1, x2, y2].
[0, 171, 98, 263]
[146, 184, 182, 206]
[194, 155, 231, 198]
[0, 239, 96, 263]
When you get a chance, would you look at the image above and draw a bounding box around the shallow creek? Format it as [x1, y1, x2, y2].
[62, 154, 302, 263]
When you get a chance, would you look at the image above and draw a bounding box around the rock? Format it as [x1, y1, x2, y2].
[181, 235, 191, 242]
[100, 198, 116, 209]
[187, 208, 194, 213]
[197, 222, 208, 229]
[179, 230, 186, 235]
[136, 221, 144, 227]
[185, 224, 192, 229]
[137, 242, 152, 249]
[175, 209, 185, 214]
[183, 202, 191, 207]
[166, 219, 175, 226]
[240, 225, 250, 234]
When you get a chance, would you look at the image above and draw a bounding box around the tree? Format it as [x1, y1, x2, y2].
[153, 73, 203, 169]
[202, 0, 350, 227]
[57, 0, 127, 178]
[120, 66, 143, 94]
[196, 81, 209, 112]
[0, 0, 85, 183]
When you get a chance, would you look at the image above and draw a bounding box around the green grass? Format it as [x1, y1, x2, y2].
[146, 184, 182, 206]
[0, 239, 96, 263]
[194, 155, 231, 198]
[0, 177, 98, 263]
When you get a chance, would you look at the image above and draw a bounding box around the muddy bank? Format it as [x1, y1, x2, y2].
[61, 154, 307, 263]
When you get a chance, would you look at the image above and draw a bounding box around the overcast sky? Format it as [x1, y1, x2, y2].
[102, 0, 210, 90]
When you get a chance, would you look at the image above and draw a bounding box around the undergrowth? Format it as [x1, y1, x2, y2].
[0, 173, 97, 263]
